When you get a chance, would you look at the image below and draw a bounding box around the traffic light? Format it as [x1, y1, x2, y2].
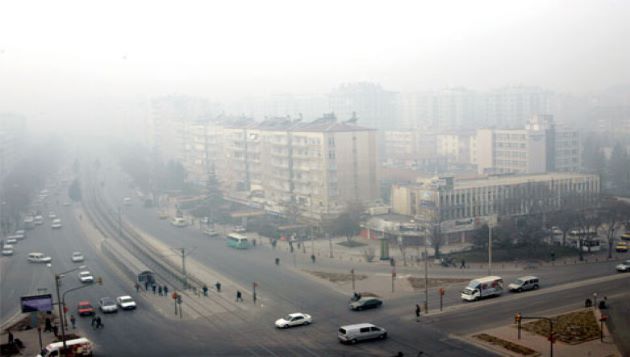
[514, 312, 522, 324]
[96, 277, 103, 285]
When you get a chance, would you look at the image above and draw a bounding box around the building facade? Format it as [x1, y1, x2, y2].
[476, 115, 580, 175]
[391, 173, 600, 241]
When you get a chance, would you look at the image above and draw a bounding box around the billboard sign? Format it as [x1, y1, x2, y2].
[21, 294, 53, 313]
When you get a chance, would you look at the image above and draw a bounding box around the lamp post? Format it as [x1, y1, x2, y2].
[423, 225, 430, 314]
[48, 264, 86, 355]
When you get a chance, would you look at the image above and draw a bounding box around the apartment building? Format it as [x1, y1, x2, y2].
[391, 172, 600, 241]
[436, 132, 476, 165]
[476, 115, 580, 175]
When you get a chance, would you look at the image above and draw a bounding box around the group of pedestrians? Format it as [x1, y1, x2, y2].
[91, 315, 104, 329]
[136, 281, 169, 296]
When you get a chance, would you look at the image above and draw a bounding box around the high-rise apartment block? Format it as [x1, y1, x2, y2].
[329, 82, 400, 131]
[152, 113, 380, 220]
[476, 115, 580, 175]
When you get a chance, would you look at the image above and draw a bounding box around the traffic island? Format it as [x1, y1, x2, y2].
[473, 333, 539, 356]
[467, 309, 622, 356]
[406, 277, 468, 290]
[304, 270, 367, 283]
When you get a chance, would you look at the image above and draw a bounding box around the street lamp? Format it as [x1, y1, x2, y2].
[47, 264, 86, 355]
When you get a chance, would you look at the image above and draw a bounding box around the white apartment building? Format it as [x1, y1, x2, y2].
[391, 172, 600, 241]
[476, 115, 580, 175]
[436, 132, 476, 165]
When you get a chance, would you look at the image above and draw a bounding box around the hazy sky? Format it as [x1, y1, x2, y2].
[1, 0, 629, 131]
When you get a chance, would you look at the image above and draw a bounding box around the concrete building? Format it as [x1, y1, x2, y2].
[592, 106, 630, 136]
[476, 115, 580, 175]
[436, 132, 476, 166]
[0, 114, 26, 184]
[391, 172, 600, 241]
[329, 82, 400, 130]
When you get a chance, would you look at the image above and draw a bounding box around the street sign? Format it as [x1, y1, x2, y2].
[21, 294, 53, 313]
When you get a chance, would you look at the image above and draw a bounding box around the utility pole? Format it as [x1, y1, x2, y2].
[351, 269, 355, 292]
[53, 274, 68, 355]
[488, 223, 493, 275]
[424, 225, 429, 313]
[172, 248, 192, 289]
[327, 233, 333, 258]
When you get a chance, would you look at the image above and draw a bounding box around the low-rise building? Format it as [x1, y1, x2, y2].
[391, 172, 600, 242]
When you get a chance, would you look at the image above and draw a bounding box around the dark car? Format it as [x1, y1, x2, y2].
[349, 297, 383, 311]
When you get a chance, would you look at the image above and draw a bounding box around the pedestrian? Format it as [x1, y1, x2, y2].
[70, 314, 76, 329]
[253, 292, 257, 304]
[96, 316, 103, 329]
[152, 284, 157, 294]
[585, 298, 592, 308]
[158, 286, 163, 296]
[163, 285, 169, 296]
[460, 259, 466, 269]
[203, 285, 208, 296]
[91, 315, 97, 328]
[311, 254, 316, 263]
[135, 283, 140, 293]
[45, 318, 52, 332]
[7, 330, 14, 345]
[145, 280, 149, 291]
[52, 324, 59, 337]
[215, 282, 221, 292]
[415, 304, 421, 322]
[236, 290, 243, 302]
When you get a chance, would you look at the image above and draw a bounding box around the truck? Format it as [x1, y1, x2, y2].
[37, 337, 93, 357]
[461, 276, 504, 301]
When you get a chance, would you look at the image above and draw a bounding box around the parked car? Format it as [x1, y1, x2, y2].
[71, 252, 85, 262]
[77, 301, 95, 316]
[616, 242, 628, 253]
[99, 297, 118, 313]
[349, 297, 383, 311]
[616, 260, 630, 272]
[461, 276, 504, 301]
[508, 276, 540, 292]
[78, 271, 94, 283]
[27, 252, 52, 263]
[2, 247, 14, 256]
[116, 295, 137, 310]
[338, 323, 387, 344]
[275, 313, 312, 328]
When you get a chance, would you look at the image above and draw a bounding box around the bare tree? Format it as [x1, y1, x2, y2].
[598, 197, 630, 259]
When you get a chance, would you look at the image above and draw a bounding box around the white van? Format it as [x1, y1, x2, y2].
[337, 323, 387, 344]
[37, 337, 93, 357]
[28, 252, 52, 263]
[171, 217, 187, 227]
[461, 276, 503, 301]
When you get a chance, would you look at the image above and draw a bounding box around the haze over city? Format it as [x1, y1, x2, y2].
[1, 1, 630, 357]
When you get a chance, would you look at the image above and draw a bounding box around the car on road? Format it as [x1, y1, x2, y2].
[508, 276, 540, 292]
[77, 301, 95, 316]
[6, 238, 17, 245]
[2, 247, 14, 256]
[116, 295, 137, 310]
[338, 323, 387, 344]
[349, 297, 383, 311]
[461, 276, 504, 301]
[616, 242, 628, 253]
[275, 313, 312, 328]
[34, 215, 44, 225]
[51, 218, 62, 229]
[123, 197, 132, 206]
[27, 252, 52, 263]
[171, 217, 188, 227]
[63, 201, 71, 207]
[71, 252, 85, 262]
[203, 228, 219, 237]
[78, 271, 94, 283]
[233, 225, 246, 233]
[14, 230, 26, 238]
[99, 297, 118, 313]
[48, 212, 57, 219]
[616, 260, 630, 272]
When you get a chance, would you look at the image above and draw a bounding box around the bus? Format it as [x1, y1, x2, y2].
[227, 233, 250, 249]
[621, 232, 630, 242]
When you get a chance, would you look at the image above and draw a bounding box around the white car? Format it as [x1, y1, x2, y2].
[6, 238, 17, 245]
[171, 217, 187, 227]
[27, 252, 52, 263]
[34, 216, 44, 225]
[116, 295, 137, 310]
[51, 219, 62, 229]
[2, 248, 14, 256]
[99, 297, 118, 313]
[14, 230, 26, 238]
[71, 252, 85, 263]
[203, 228, 219, 237]
[233, 225, 246, 233]
[616, 260, 630, 272]
[78, 271, 94, 283]
[48, 212, 57, 219]
[275, 313, 312, 328]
